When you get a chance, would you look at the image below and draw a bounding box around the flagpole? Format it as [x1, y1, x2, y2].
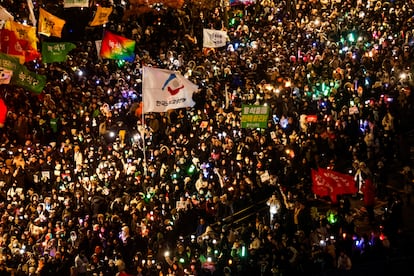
[141, 67, 147, 177]
[141, 111, 147, 177]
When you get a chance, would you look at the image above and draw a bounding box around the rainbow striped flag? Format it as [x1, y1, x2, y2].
[99, 31, 135, 62]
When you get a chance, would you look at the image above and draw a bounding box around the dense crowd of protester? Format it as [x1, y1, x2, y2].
[0, 0, 413, 275]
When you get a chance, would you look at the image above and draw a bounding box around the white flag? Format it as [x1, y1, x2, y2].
[203, 29, 227, 48]
[95, 40, 102, 59]
[64, 0, 89, 8]
[143, 66, 198, 113]
[27, 0, 36, 26]
[0, 5, 13, 21]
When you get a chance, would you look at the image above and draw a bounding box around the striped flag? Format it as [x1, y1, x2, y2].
[142, 66, 198, 113]
[99, 31, 135, 62]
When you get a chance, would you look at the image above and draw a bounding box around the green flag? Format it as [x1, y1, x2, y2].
[41, 42, 76, 63]
[0, 52, 46, 94]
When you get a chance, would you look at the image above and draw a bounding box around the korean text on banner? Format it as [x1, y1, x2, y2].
[203, 29, 227, 48]
[142, 66, 198, 113]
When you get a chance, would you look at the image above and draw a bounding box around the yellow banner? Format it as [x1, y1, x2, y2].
[90, 6, 113, 26]
[38, 8, 66, 38]
[5, 20, 38, 50]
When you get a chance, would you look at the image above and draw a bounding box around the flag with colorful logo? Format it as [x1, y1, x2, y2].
[203, 29, 227, 48]
[64, 0, 89, 8]
[312, 168, 357, 203]
[38, 8, 66, 38]
[41, 42, 76, 63]
[142, 66, 198, 113]
[0, 53, 46, 94]
[90, 6, 113, 26]
[99, 31, 135, 62]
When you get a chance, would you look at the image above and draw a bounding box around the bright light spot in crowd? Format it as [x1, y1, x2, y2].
[285, 80, 291, 87]
[280, 117, 288, 128]
[264, 84, 273, 91]
[327, 212, 337, 224]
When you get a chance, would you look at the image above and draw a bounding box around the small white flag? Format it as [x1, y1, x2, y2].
[95, 40, 102, 59]
[143, 66, 198, 113]
[27, 0, 36, 26]
[203, 29, 227, 48]
[0, 5, 13, 22]
[64, 0, 89, 8]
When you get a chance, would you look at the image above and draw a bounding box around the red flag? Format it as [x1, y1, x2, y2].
[312, 168, 357, 203]
[0, 98, 7, 127]
[311, 168, 331, 198]
[0, 29, 39, 63]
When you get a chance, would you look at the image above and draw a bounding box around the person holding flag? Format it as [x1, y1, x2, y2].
[354, 161, 372, 199]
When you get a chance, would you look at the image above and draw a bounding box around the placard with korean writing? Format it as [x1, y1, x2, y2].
[241, 104, 269, 129]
